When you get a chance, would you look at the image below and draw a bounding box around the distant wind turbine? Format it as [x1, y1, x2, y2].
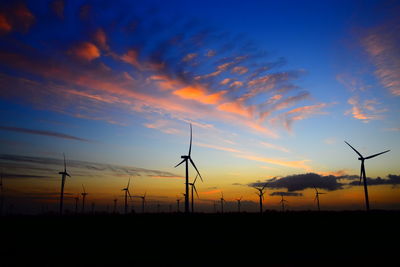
[236, 197, 242, 213]
[121, 178, 132, 214]
[58, 153, 71, 215]
[280, 194, 288, 212]
[81, 184, 88, 213]
[176, 196, 182, 212]
[254, 184, 267, 214]
[314, 186, 326, 212]
[137, 192, 146, 213]
[345, 141, 390, 211]
[189, 174, 200, 213]
[174, 124, 203, 213]
[220, 192, 226, 214]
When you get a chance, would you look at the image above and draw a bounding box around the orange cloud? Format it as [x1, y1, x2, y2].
[94, 28, 108, 50]
[217, 101, 252, 117]
[220, 78, 232, 85]
[182, 53, 197, 62]
[0, 14, 11, 33]
[237, 154, 312, 171]
[69, 42, 100, 61]
[232, 66, 248, 75]
[260, 141, 290, 153]
[346, 97, 385, 122]
[229, 81, 243, 88]
[173, 86, 227, 105]
[200, 189, 221, 195]
[120, 49, 140, 68]
[195, 142, 241, 153]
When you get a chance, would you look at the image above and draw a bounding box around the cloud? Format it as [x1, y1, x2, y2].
[249, 173, 344, 192]
[0, 2, 35, 33]
[69, 42, 100, 61]
[0, 154, 180, 179]
[348, 174, 400, 186]
[51, 0, 64, 19]
[236, 154, 311, 171]
[0, 126, 90, 142]
[260, 141, 290, 153]
[361, 17, 400, 96]
[0, 14, 11, 33]
[345, 96, 386, 122]
[269, 191, 303, 197]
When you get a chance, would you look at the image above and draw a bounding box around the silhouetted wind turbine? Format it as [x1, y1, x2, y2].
[176, 196, 182, 212]
[81, 184, 88, 213]
[254, 184, 267, 214]
[174, 124, 203, 213]
[74, 194, 79, 214]
[345, 141, 390, 211]
[189, 174, 200, 213]
[236, 197, 242, 213]
[138, 192, 146, 213]
[314, 186, 326, 212]
[280, 194, 288, 212]
[220, 192, 226, 214]
[121, 178, 132, 214]
[58, 153, 71, 215]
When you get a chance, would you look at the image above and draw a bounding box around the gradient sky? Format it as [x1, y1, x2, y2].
[0, 0, 399, 213]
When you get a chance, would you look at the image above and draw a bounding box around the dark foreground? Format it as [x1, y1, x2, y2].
[1, 211, 399, 266]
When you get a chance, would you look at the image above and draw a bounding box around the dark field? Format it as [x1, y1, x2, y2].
[1, 211, 399, 266]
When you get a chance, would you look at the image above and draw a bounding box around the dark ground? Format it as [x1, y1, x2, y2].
[1, 211, 399, 266]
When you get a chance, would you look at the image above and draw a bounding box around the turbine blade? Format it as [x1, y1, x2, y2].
[189, 158, 203, 182]
[63, 153, 66, 172]
[344, 141, 363, 158]
[66, 172, 71, 177]
[364, 150, 390, 160]
[313, 186, 318, 193]
[193, 184, 199, 199]
[188, 123, 192, 157]
[127, 190, 132, 200]
[127, 177, 131, 188]
[174, 159, 186, 168]
[193, 174, 198, 185]
[82, 184, 86, 193]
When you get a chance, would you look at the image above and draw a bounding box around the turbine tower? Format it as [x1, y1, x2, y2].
[81, 184, 88, 213]
[121, 178, 132, 214]
[137, 192, 146, 213]
[280, 194, 288, 212]
[236, 197, 242, 213]
[220, 192, 226, 214]
[314, 186, 326, 212]
[58, 153, 71, 215]
[189, 174, 200, 213]
[254, 184, 267, 214]
[0, 171, 4, 216]
[174, 124, 203, 213]
[345, 141, 390, 211]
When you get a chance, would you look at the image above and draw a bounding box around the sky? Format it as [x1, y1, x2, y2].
[0, 0, 399, 213]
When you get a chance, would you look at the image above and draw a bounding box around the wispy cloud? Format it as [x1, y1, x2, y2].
[345, 96, 387, 122]
[0, 126, 90, 142]
[361, 17, 400, 96]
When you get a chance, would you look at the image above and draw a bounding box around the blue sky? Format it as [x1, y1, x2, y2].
[0, 0, 399, 212]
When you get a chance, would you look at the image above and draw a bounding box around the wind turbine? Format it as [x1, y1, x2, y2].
[176, 196, 182, 212]
[81, 184, 88, 213]
[280, 194, 288, 212]
[121, 178, 132, 214]
[236, 197, 242, 213]
[137, 192, 146, 213]
[345, 141, 390, 211]
[58, 153, 71, 215]
[254, 184, 267, 214]
[220, 192, 226, 214]
[189, 174, 200, 213]
[74, 194, 79, 214]
[174, 124, 203, 213]
[314, 186, 326, 212]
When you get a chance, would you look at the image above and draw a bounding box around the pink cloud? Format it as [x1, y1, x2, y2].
[345, 96, 386, 122]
